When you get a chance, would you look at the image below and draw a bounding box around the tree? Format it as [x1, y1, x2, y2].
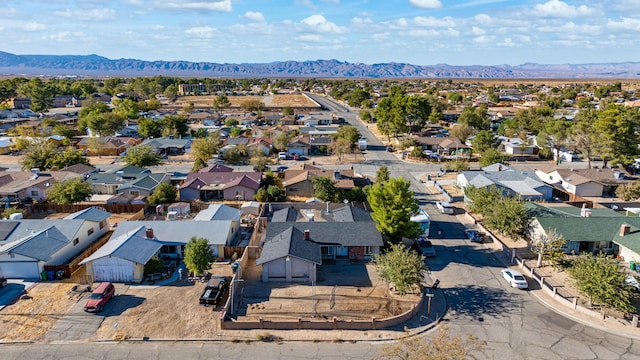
[329, 137, 353, 162]
[21, 141, 58, 170]
[592, 105, 640, 167]
[184, 237, 215, 275]
[78, 97, 111, 134]
[471, 130, 496, 153]
[532, 228, 566, 268]
[266, 185, 286, 202]
[47, 177, 93, 204]
[368, 177, 423, 243]
[212, 94, 231, 115]
[312, 177, 338, 202]
[616, 181, 640, 201]
[334, 125, 361, 147]
[483, 196, 528, 239]
[112, 98, 139, 120]
[444, 159, 470, 172]
[137, 118, 162, 139]
[147, 182, 177, 204]
[0, 81, 17, 105]
[123, 145, 162, 167]
[568, 253, 635, 313]
[449, 124, 474, 143]
[161, 115, 189, 138]
[50, 147, 90, 169]
[20, 79, 54, 112]
[569, 109, 597, 169]
[273, 132, 290, 152]
[376, 166, 390, 184]
[240, 98, 265, 113]
[250, 150, 269, 172]
[191, 136, 221, 165]
[479, 148, 509, 167]
[376, 326, 485, 360]
[372, 243, 426, 295]
[282, 106, 294, 116]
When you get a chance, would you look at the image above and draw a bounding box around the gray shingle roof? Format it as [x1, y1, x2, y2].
[256, 227, 321, 265]
[110, 220, 234, 246]
[265, 222, 383, 247]
[80, 226, 163, 265]
[193, 204, 241, 221]
[65, 207, 111, 222]
[0, 226, 68, 261]
[0, 219, 85, 243]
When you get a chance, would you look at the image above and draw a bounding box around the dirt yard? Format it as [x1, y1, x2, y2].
[174, 94, 319, 109]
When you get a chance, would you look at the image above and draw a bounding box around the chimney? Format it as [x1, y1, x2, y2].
[146, 228, 154, 239]
[620, 224, 631, 236]
[304, 229, 310, 240]
[580, 204, 592, 217]
[497, 165, 502, 171]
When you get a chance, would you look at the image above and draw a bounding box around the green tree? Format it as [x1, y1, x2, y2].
[240, 98, 265, 113]
[376, 166, 390, 184]
[449, 124, 474, 143]
[137, 118, 162, 139]
[334, 125, 361, 147]
[112, 97, 139, 120]
[250, 150, 269, 172]
[21, 141, 58, 170]
[592, 105, 640, 167]
[368, 177, 422, 243]
[2, 207, 26, 220]
[225, 118, 239, 127]
[20, 79, 54, 112]
[147, 182, 177, 204]
[266, 185, 286, 202]
[376, 326, 485, 360]
[254, 188, 268, 202]
[144, 257, 165, 276]
[471, 130, 496, 154]
[479, 148, 510, 167]
[184, 237, 215, 275]
[51, 147, 90, 169]
[282, 106, 294, 116]
[0, 81, 17, 105]
[212, 94, 231, 115]
[464, 185, 502, 216]
[273, 132, 290, 152]
[458, 105, 488, 129]
[191, 136, 221, 165]
[312, 177, 338, 202]
[532, 228, 566, 268]
[569, 109, 597, 169]
[482, 196, 528, 239]
[372, 243, 425, 295]
[329, 137, 353, 162]
[568, 253, 634, 313]
[47, 177, 93, 204]
[123, 145, 162, 167]
[616, 181, 640, 201]
[77, 97, 111, 133]
[161, 115, 189, 138]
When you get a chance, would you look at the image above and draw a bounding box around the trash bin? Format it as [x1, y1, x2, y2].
[631, 261, 636, 271]
[46, 270, 55, 280]
[40, 271, 48, 281]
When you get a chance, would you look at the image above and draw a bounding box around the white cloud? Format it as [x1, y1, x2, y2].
[414, 16, 455, 27]
[351, 17, 373, 25]
[474, 14, 492, 25]
[48, 31, 84, 42]
[24, 22, 46, 31]
[0, 7, 17, 17]
[533, 0, 595, 18]
[53, 8, 116, 20]
[294, 0, 315, 8]
[156, 0, 231, 13]
[297, 34, 324, 42]
[185, 26, 217, 38]
[372, 32, 390, 41]
[470, 26, 485, 36]
[473, 35, 495, 43]
[607, 17, 640, 31]
[150, 24, 165, 30]
[300, 14, 345, 33]
[123, 0, 145, 5]
[409, 0, 442, 9]
[243, 11, 265, 22]
[320, 0, 340, 3]
[497, 37, 515, 47]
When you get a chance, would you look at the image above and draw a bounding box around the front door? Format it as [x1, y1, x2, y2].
[337, 246, 349, 257]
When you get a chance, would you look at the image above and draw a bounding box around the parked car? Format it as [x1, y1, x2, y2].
[84, 282, 116, 313]
[199, 276, 228, 306]
[464, 229, 485, 243]
[278, 152, 288, 160]
[501, 269, 529, 289]
[418, 238, 436, 257]
[625, 275, 640, 292]
[436, 201, 454, 214]
[293, 154, 300, 161]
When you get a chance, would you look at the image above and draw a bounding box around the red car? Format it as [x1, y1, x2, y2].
[293, 154, 300, 161]
[84, 282, 115, 313]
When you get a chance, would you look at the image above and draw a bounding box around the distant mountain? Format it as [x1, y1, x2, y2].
[0, 51, 639, 78]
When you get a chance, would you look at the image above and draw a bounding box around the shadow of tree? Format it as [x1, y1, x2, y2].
[445, 285, 519, 319]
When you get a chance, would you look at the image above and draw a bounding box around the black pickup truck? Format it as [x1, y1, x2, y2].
[199, 276, 228, 306]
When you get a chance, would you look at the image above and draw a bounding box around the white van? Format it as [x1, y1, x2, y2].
[436, 201, 454, 214]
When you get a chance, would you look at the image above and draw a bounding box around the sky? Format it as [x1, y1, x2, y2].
[1, 0, 639, 66]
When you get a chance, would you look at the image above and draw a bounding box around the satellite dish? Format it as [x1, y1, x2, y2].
[343, 199, 348, 204]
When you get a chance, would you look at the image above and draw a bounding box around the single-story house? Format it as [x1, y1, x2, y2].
[457, 164, 553, 201]
[139, 136, 192, 155]
[535, 167, 635, 200]
[81, 218, 240, 282]
[257, 207, 383, 283]
[0, 207, 110, 279]
[179, 172, 261, 201]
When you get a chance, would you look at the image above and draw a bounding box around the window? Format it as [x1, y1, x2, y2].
[87, 227, 94, 236]
[321, 246, 333, 255]
[30, 190, 38, 197]
[73, 238, 79, 246]
[364, 246, 375, 255]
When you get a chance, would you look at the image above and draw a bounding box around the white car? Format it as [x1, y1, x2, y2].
[501, 269, 529, 289]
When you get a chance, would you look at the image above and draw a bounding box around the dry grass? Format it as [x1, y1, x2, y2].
[174, 94, 318, 109]
[0, 283, 77, 341]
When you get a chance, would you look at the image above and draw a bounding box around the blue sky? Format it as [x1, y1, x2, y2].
[1, 0, 639, 65]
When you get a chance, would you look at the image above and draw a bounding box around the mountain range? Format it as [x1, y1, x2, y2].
[1, 51, 639, 79]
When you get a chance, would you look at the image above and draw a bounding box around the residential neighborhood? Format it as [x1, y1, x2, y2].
[0, 76, 639, 358]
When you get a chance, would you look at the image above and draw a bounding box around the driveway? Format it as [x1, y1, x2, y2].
[45, 283, 130, 342]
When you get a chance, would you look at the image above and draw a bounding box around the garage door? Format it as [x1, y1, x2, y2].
[0, 262, 40, 279]
[92, 257, 134, 283]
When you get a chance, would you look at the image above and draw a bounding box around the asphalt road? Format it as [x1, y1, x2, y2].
[1, 96, 639, 358]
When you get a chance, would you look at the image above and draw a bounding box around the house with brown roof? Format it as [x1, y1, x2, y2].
[535, 167, 636, 201]
[76, 136, 128, 156]
[282, 164, 368, 198]
[0, 169, 81, 204]
[286, 135, 310, 156]
[179, 172, 262, 201]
